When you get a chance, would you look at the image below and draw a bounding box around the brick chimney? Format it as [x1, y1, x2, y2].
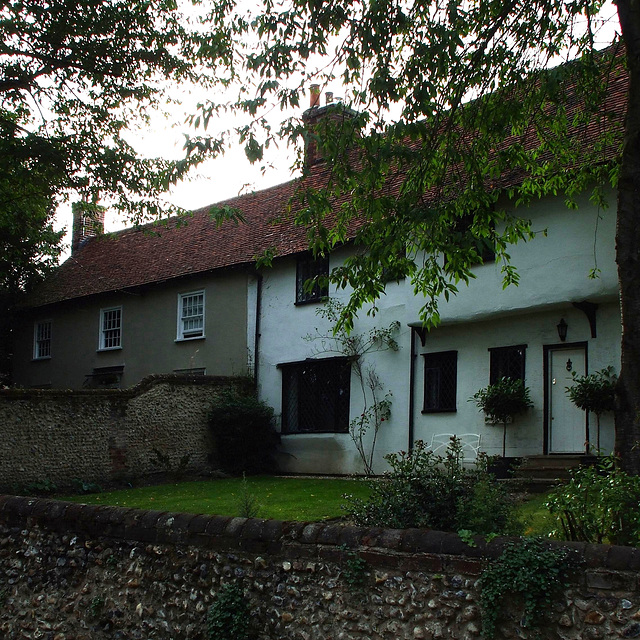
[302, 86, 357, 167]
[71, 197, 105, 254]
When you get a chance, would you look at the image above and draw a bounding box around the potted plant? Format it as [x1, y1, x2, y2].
[471, 377, 533, 460]
[566, 366, 617, 451]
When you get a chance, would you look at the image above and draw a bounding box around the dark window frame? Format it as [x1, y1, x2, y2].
[446, 212, 496, 266]
[279, 357, 351, 434]
[422, 350, 458, 413]
[489, 344, 527, 384]
[295, 254, 329, 304]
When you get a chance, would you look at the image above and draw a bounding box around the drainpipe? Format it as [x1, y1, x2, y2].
[253, 272, 263, 390]
[408, 327, 417, 451]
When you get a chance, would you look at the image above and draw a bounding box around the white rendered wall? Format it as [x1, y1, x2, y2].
[257, 192, 621, 474]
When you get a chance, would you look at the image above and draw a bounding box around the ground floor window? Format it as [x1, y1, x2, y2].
[280, 357, 351, 433]
[422, 350, 457, 412]
[489, 344, 527, 383]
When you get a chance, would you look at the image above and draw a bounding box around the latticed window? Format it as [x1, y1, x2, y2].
[447, 212, 496, 265]
[178, 291, 205, 339]
[489, 344, 527, 383]
[423, 351, 457, 412]
[296, 254, 329, 304]
[33, 320, 51, 359]
[100, 307, 122, 350]
[280, 357, 351, 433]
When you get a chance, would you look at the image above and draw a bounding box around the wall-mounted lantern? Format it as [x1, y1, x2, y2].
[557, 318, 568, 342]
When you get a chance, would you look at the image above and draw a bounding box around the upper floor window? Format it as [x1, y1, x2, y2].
[489, 344, 527, 383]
[33, 320, 51, 359]
[447, 212, 496, 266]
[99, 307, 122, 350]
[177, 290, 205, 340]
[423, 350, 457, 413]
[296, 254, 329, 304]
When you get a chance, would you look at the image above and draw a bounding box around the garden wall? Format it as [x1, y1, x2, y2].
[0, 375, 253, 491]
[1, 495, 640, 640]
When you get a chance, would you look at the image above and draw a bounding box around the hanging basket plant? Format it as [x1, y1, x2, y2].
[471, 377, 533, 457]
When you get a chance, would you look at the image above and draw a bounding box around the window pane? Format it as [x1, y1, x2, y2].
[282, 358, 351, 433]
[35, 321, 51, 358]
[489, 345, 526, 384]
[296, 255, 329, 303]
[423, 351, 457, 412]
[101, 308, 121, 348]
[180, 292, 204, 338]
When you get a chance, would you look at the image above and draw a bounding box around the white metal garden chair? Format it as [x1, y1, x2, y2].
[428, 433, 482, 462]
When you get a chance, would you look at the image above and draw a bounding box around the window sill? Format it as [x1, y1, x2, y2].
[281, 430, 349, 436]
[422, 409, 457, 414]
[175, 335, 206, 343]
[31, 356, 51, 362]
[97, 347, 123, 352]
[294, 297, 328, 307]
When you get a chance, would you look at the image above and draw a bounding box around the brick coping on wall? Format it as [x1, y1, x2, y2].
[2, 494, 639, 582]
[0, 373, 255, 399]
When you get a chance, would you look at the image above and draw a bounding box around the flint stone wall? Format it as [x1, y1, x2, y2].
[2, 496, 640, 640]
[0, 375, 253, 490]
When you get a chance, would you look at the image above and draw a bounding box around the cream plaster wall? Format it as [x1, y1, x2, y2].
[257, 193, 621, 474]
[13, 270, 250, 389]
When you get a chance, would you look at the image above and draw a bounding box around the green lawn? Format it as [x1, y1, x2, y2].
[60, 476, 554, 532]
[517, 490, 556, 537]
[60, 476, 372, 522]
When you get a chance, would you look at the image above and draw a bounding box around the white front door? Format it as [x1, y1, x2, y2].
[548, 347, 587, 453]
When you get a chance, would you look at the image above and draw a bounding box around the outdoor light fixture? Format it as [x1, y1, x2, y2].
[557, 318, 568, 342]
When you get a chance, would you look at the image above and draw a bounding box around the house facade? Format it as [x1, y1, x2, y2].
[256, 190, 621, 474]
[11, 69, 625, 474]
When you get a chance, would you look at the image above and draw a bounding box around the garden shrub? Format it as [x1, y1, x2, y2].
[343, 438, 522, 535]
[208, 390, 279, 474]
[207, 583, 250, 640]
[479, 538, 580, 639]
[545, 454, 640, 546]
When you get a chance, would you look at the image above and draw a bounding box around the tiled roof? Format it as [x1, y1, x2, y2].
[28, 48, 628, 309]
[27, 175, 312, 307]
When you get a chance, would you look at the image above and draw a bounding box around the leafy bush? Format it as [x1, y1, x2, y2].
[343, 438, 522, 535]
[207, 583, 250, 640]
[545, 454, 640, 546]
[14, 478, 57, 496]
[208, 390, 279, 475]
[72, 478, 103, 494]
[479, 538, 580, 639]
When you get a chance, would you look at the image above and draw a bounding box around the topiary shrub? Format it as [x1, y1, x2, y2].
[566, 366, 617, 449]
[208, 390, 279, 474]
[471, 377, 533, 457]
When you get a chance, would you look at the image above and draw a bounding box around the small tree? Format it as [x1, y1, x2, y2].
[566, 366, 617, 451]
[305, 299, 399, 475]
[471, 378, 533, 458]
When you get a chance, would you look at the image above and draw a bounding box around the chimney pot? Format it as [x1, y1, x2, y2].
[325, 92, 334, 105]
[71, 196, 105, 255]
[310, 84, 320, 108]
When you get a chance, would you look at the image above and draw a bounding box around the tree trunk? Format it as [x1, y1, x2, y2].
[615, 0, 640, 474]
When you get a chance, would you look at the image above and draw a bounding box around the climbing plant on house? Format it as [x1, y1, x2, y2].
[305, 299, 399, 475]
